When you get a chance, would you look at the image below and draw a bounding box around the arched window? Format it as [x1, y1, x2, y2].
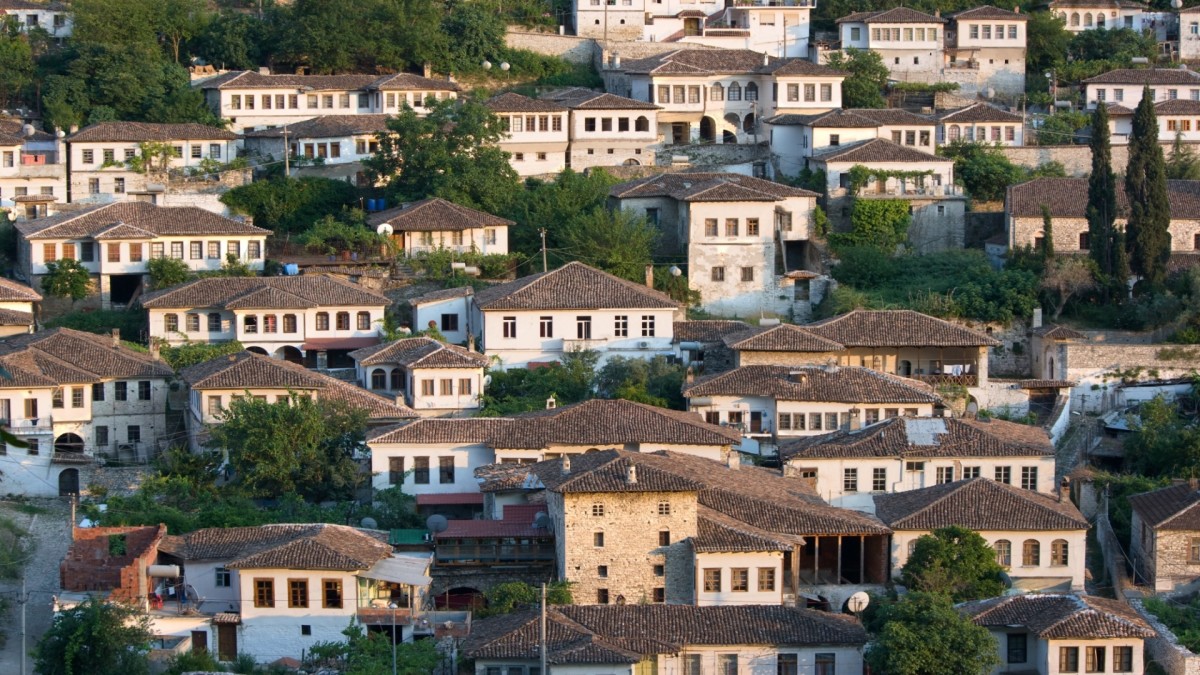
[994, 539, 1011, 567]
[1071, 12, 1080, 26]
[907, 539, 918, 558]
[1084, 13, 1093, 27]
[283, 314, 297, 333]
[390, 368, 403, 391]
[710, 83, 724, 102]
[357, 311, 371, 330]
[336, 312, 350, 330]
[164, 313, 178, 332]
[371, 369, 387, 389]
[1097, 13, 1105, 27]
[635, 116, 650, 132]
[208, 312, 222, 332]
[1051, 539, 1069, 566]
[948, 125, 960, 141]
[745, 82, 759, 101]
[263, 314, 277, 333]
[186, 313, 200, 332]
[1022, 539, 1041, 566]
[728, 82, 743, 102]
[315, 312, 330, 330]
[243, 315, 258, 334]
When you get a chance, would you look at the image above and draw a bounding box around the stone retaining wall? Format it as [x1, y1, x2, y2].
[505, 28, 597, 65]
[1131, 597, 1200, 675]
[1001, 141, 1200, 177]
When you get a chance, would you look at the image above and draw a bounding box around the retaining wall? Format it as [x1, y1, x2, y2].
[1131, 597, 1200, 675]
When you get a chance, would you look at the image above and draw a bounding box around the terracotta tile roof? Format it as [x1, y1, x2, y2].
[618, 49, 779, 76]
[949, 6, 1028, 20]
[805, 309, 999, 347]
[485, 92, 567, 113]
[610, 172, 816, 201]
[0, 328, 172, 384]
[436, 518, 551, 539]
[409, 286, 474, 305]
[672, 319, 751, 343]
[780, 416, 1053, 460]
[199, 70, 458, 92]
[473, 261, 679, 311]
[0, 0, 68, 10]
[417, 492, 486, 506]
[0, 118, 58, 144]
[1032, 324, 1087, 340]
[693, 506, 798, 552]
[180, 351, 417, 420]
[838, 7, 946, 23]
[14, 202, 267, 240]
[541, 88, 661, 111]
[938, 103, 1023, 124]
[65, 122, 236, 143]
[1156, 99, 1200, 115]
[160, 523, 392, 570]
[1083, 68, 1200, 86]
[1017, 379, 1076, 388]
[465, 605, 867, 663]
[756, 58, 848, 77]
[767, 108, 934, 128]
[1006, 177, 1200, 219]
[0, 309, 33, 326]
[961, 594, 1155, 639]
[874, 477, 1088, 531]
[684, 365, 940, 404]
[368, 72, 462, 92]
[366, 197, 513, 232]
[368, 417, 516, 444]
[724, 324, 845, 352]
[495, 399, 743, 449]
[242, 115, 392, 139]
[350, 336, 487, 368]
[1049, 0, 1146, 10]
[0, 277, 40, 302]
[812, 138, 944, 164]
[1129, 482, 1200, 530]
[92, 223, 158, 240]
[142, 274, 389, 310]
[1101, 102, 1136, 116]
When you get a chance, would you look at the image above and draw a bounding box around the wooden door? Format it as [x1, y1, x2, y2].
[190, 630, 207, 653]
[217, 624, 237, 661]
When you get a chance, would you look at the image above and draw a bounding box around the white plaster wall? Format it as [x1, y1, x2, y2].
[693, 551, 785, 606]
[237, 568, 363, 663]
[480, 308, 676, 369]
[412, 296, 471, 344]
[368, 441, 493, 495]
[893, 528, 1087, 590]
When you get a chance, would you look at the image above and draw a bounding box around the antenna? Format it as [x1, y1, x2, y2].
[376, 223, 393, 236]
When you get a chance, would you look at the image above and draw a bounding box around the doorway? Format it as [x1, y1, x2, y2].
[191, 630, 208, 653]
[217, 623, 238, 661]
[58, 469, 79, 497]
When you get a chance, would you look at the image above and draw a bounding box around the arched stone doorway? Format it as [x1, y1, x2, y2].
[58, 468, 79, 496]
[699, 116, 716, 143]
[246, 346, 268, 356]
[438, 587, 486, 611]
[274, 345, 303, 364]
[743, 113, 756, 134]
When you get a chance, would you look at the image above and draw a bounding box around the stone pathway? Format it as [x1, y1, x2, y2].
[0, 498, 71, 675]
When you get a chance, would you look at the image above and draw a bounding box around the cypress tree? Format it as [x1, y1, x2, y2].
[1040, 204, 1055, 261]
[1086, 102, 1128, 297]
[1125, 86, 1172, 292]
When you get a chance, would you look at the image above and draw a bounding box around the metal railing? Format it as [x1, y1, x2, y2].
[435, 543, 555, 565]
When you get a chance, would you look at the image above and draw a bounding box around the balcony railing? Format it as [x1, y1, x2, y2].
[733, 0, 815, 6]
[435, 543, 556, 565]
[51, 451, 94, 465]
[1, 422, 53, 435]
[913, 373, 978, 387]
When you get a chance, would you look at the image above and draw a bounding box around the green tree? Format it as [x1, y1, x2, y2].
[309, 621, 442, 674]
[147, 256, 191, 290]
[41, 259, 91, 301]
[477, 581, 574, 617]
[481, 350, 599, 415]
[34, 597, 152, 675]
[594, 356, 688, 409]
[441, 3, 507, 74]
[1124, 395, 1200, 476]
[1026, 11, 1070, 79]
[505, 168, 620, 258]
[274, 0, 447, 74]
[191, 12, 267, 70]
[832, 199, 910, 252]
[900, 526, 1007, 601]
[158, 341, 245, 370]
[157, 0, 208, 63]
[220, 176, 358, 235]
[0, 17, 33, 109]
[942, 142, 1025, 201]
[1087, 102, 1129, 298]
[1167, 131, 1200, 180]
[1040, 204, 1055, 261]
[1067, 27, 1157, 63]
[300, 215, 382, 255]
[825, 49, 888, 108]
[208, 394, 369, 501]
[365, 97, 520, 215]
[864, 592, 1000, 675]
[1042, 256, 1097, 320]
[1036, 110, 1090, 146]
[1125, 86, 1173, 293]
[557, 208, 658, 282]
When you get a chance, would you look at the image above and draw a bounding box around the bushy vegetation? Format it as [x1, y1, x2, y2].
[477, 581, 573, 617]
[220, 177, 360, 236]
[1145, 596, 1200, 653]
[481, 352, 689, 415]
[901, 526, 1007, 602]
[45, 309, 147, 342]
[410, 249, 527, 282]
[157, 340, 245, 370]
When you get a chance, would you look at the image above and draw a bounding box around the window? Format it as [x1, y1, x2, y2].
[598, 565, 608, 578]
[652, 587, 665, 603]
[503, 316, 517, 338]
[725, 218, 738, 236]
[596, 589, 609, 604]
[654, 564, 664, 577]
[1022, 539, 1041, 566]
[261, 314, 277, 334]
[935, 466, 954, 484]
[1060, 646, 1080, 673]
[705, 218, 718, 237]
[421, 380, 434, 396]
[336, 312, 350, 330]
[703, 568, 721, 592]
[659, 531, 671, 546]
[388, 457, 404, 485]
[995, 466, 1011, 484]
[227, 241, 240, 259]
[576, 316, 593, 340]
[115, 382, 127, 401]
[718, 654, 738, 675]
[657, 501, 671, 516]
[71, 387, 83, 408]
[106, 243, 121, 263]
[746, 218, 759, 236]
[164, 313, 180, 333]
[729, 82, 742, 101]
[207, 241, 220, 259]
[82, 149, 95, 164]
[757, 567, 776, 592]
[740, 267, 754, 282]
[1113, 646, 1132, 672]
[92, 382, 105, 403]
[26, 438, 37, 456]
[1085, 646, 1106, 673]
[315, 312, 330, 331]
[288, 579, 309, 608]
[254, 579, 274, 608]
[1007, 633, 1027, 664]
[52, 388, 63, 409]
[820, 84, 832, 102]
[640, 315, 655, 337]
[872, 467, 887, 491]
[243, 315, 258, 334]
[711, 266, 725, 282]
[1079, 232, 1091, 250]
[594, 531, 605, 547]
[440, 378, 452, 396]
[1052, 539, 1069, 566]
[592, 502, 605, 517]
[1191, 537, 1200, 564]
[439, 456, 454, 484]
[355, 311, 371, 331]
[323, 580, 343, 609]
[215, 567, 231, 588]
[248, 241, 261, 259]
[128, 425, 140, 444]
[413, 457, 430, 484]
[1020, 466, 1039, 490]
[730, 568, 749, 591]
[459, 378, 472, 395]
[843, 468, 858, 492]
[995, 539, 1012, 567]
[22, 398, 36, 419]
[614, 316, 628, 337]
[813, 654, 835, 675]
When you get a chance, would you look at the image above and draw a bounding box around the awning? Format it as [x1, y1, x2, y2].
[212, 612, 242, 624]
[416, 493, 484, 507]
[362, 554, 432, 587]
[302, 337, 381, 351]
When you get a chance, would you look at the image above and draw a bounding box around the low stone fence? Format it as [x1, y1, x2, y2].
[1131, 597, 1200, 675]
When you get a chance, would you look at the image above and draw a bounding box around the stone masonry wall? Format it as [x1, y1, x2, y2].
[1000, 141, 1200, 176]
[505, 28, 597, 65]
[560, 490, 697, 606]
[1131, 598, 1200, 675]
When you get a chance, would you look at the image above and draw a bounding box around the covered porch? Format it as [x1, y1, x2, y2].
[785, 534, 890, 588]
[837, 346, 988, 387]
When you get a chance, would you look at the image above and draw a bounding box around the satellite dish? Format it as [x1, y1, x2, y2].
[533, 512, 551, 529]
[426, 514, 448, 534]
[360, 516, 378, 530]
[846, 591, 870, 614]
[376, 223, 393, 236]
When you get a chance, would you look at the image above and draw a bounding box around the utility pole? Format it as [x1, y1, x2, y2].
[540, 583, 547, 675]
[20, 573, 25, 675]
[539, 228, 548, 273]
[282, 125, 291, 178]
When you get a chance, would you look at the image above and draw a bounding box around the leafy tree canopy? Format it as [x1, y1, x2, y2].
[34, 597, 152, 675]
[864, 592, 1000, 675]
[825, 49, 888, 109]
[41, 258, 92, 301]
[478, 581, 573, 617]
[220, 176, 359, 235]
[146, 256, 191, 290]
[309, 621, 442, 675]
[557, 208, 658, 283]
[831, 199, 910, 253]
[901, 525, 1008, 601]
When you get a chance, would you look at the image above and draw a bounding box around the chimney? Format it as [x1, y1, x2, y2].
[849, 408, 861, 431]
[258, 66, 270, 75]
[934, 9, 940, 17]
[645, 264, 654, 289]
[788, 370, 807, 384]
[561, 454, 571, 475]
[1014, 5, 1020, 12]
[727, 452, 740, 470]
[613, 53, 621, 69]
[422, 62, 433, 78]
[111, 328, 120, 347]
[626, 463, 638, 484]
[762, 53, 769, 67]
[1058, 476, 1071, 502]
[546, 395, 557, 410]
[1191, 477, 1199, 491]
[468, 334, 476, 352]
[1032, 307, 1043, 329]
[149, 341, 160, 361]
[685, 367, 695, 384]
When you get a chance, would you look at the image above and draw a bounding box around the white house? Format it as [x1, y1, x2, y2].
[15, 201, 268, 309]
[938, 103, 1025, 146]
[765, 107, 937, 176]
[0, 276, 39, 336]
[485, 92, 570, 177]
[64, 122, 241, 204]
[465, 605, 867, 675]
[349, 336, 488, 416]
[465, 261, 681, 369]
[240, 114, 391, 181]
[961, 594, 1156, 675]
[0, 327, 173, 496]
[541, 87, 661, 170]
[195, 70, 460, 132]
[1082, 67, 1200, 112]
[1049, 0, 1147, 32]
[0, 0, 70, 38]
[945, 6, 1028, 98]
[780, 416, 1058, 512]
[365, 197, 511, 258]
[0, 117, 66, 216]
[143, 275, 390, 368]
[875, 477, 1088, 592]
[837, 7, 946, 84]
[609, 173, 819, 319]
[409, 286, 475, 345]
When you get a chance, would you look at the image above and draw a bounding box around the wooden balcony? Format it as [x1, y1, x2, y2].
[435, 542, 555, 566]
[913, 373, 978, 387]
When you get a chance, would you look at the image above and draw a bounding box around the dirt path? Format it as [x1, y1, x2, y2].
[0, 499, 71, 675]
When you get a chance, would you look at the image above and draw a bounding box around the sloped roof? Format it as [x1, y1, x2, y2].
[1032, 324, 1087, 340]
[1129, 482, 1200, 531]
[142, 275, 390, 310]
[0, 118, 55, 145]
[15, 202, 267, 240]
[938, 103, 1023, 124]
[485, 92, 567, 113]
[198, 70, 459, 92]
[756, 58, 848, 77]
[723, 323, 844, 352]
[949, 6, 1028, 20]
[838, 7, 945, 23]
[473, 261, 678, 311]
[1155, 99, 1200, 115]
[159, 524, 392, 570]
[65, 122, 236, 143]
[1083, 68, 1200, 86]
[693, 506, 799, 552]
[366, 197, 513, 232]
[618, 49, 778, 75]
[767, 108, 934, 128]
[242, 115, 392, 139]
[0, 277, 41, 302]
[812, 138, 945, 164]
[780, 416, 1054, 460]
[542, 88, 661, 111]
[683, 365, 940, 404]
[672, 319, 752, 343]
[874, 477, 1088, 531]
[409, 286, 474, 305]
[1006, 177, 1200, 219]
[610, 172, 815, 202]
[349, 336, 488, 368]
[805, 309, 999, 347]
[0, 328, 172, 387]
[961, 594, 1155, 639]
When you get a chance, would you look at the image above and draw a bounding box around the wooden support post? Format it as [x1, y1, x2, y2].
[836, 536, 842, 585]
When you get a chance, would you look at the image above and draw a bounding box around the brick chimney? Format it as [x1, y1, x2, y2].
[111, 328, 120, 347]
[645, 264, 654, 289]
[626, 463, 638, 484]
[561, 455, 571, 475]
[727, 452, 740, 470]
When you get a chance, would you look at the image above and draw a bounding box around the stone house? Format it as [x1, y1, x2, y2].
[143, 275, 390, 368]
[609, 172, 818, 319]
[0, 117, 66, 215]
[64, 122, 240, 204]
[1050, 0, 1148, 33]
[766, 107, 937, 177]
[1005, 177, 1200, 257]
[349, 336, 488, 416]
[179, 350, 416, 451]
[485, 92, 570, 177]
[960, 594, 1156, 675]
[240, 114, 391, 181]
[938, 102, 1025, 146]
[15, 201, 268, 309]
[475, 449, 893, 609]
[945, 6, 1028, 98]
[682, 363, 942, 449]
[875, 477, 1088, 592]
[1129, 481, 1200, 592]
[195, 70, 460, 133]
[0, 276, 39, 336]
[365, 197, 511, 258]
[464, 604, 867, 675]
[837, 7, 946, 84]
[0, 0, 71, 37]
[1082, 67, 1200, 115]
[0, 327, 173, 496]
[366, 398, 741, 500]
[540, 88, 660, 170]
[780, 415, 1058, 511]
[1029, 324, 1087, 382]
[1181, 6, 1200, 61]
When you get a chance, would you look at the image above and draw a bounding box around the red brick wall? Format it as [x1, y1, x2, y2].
[60, 525, 166, 605]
